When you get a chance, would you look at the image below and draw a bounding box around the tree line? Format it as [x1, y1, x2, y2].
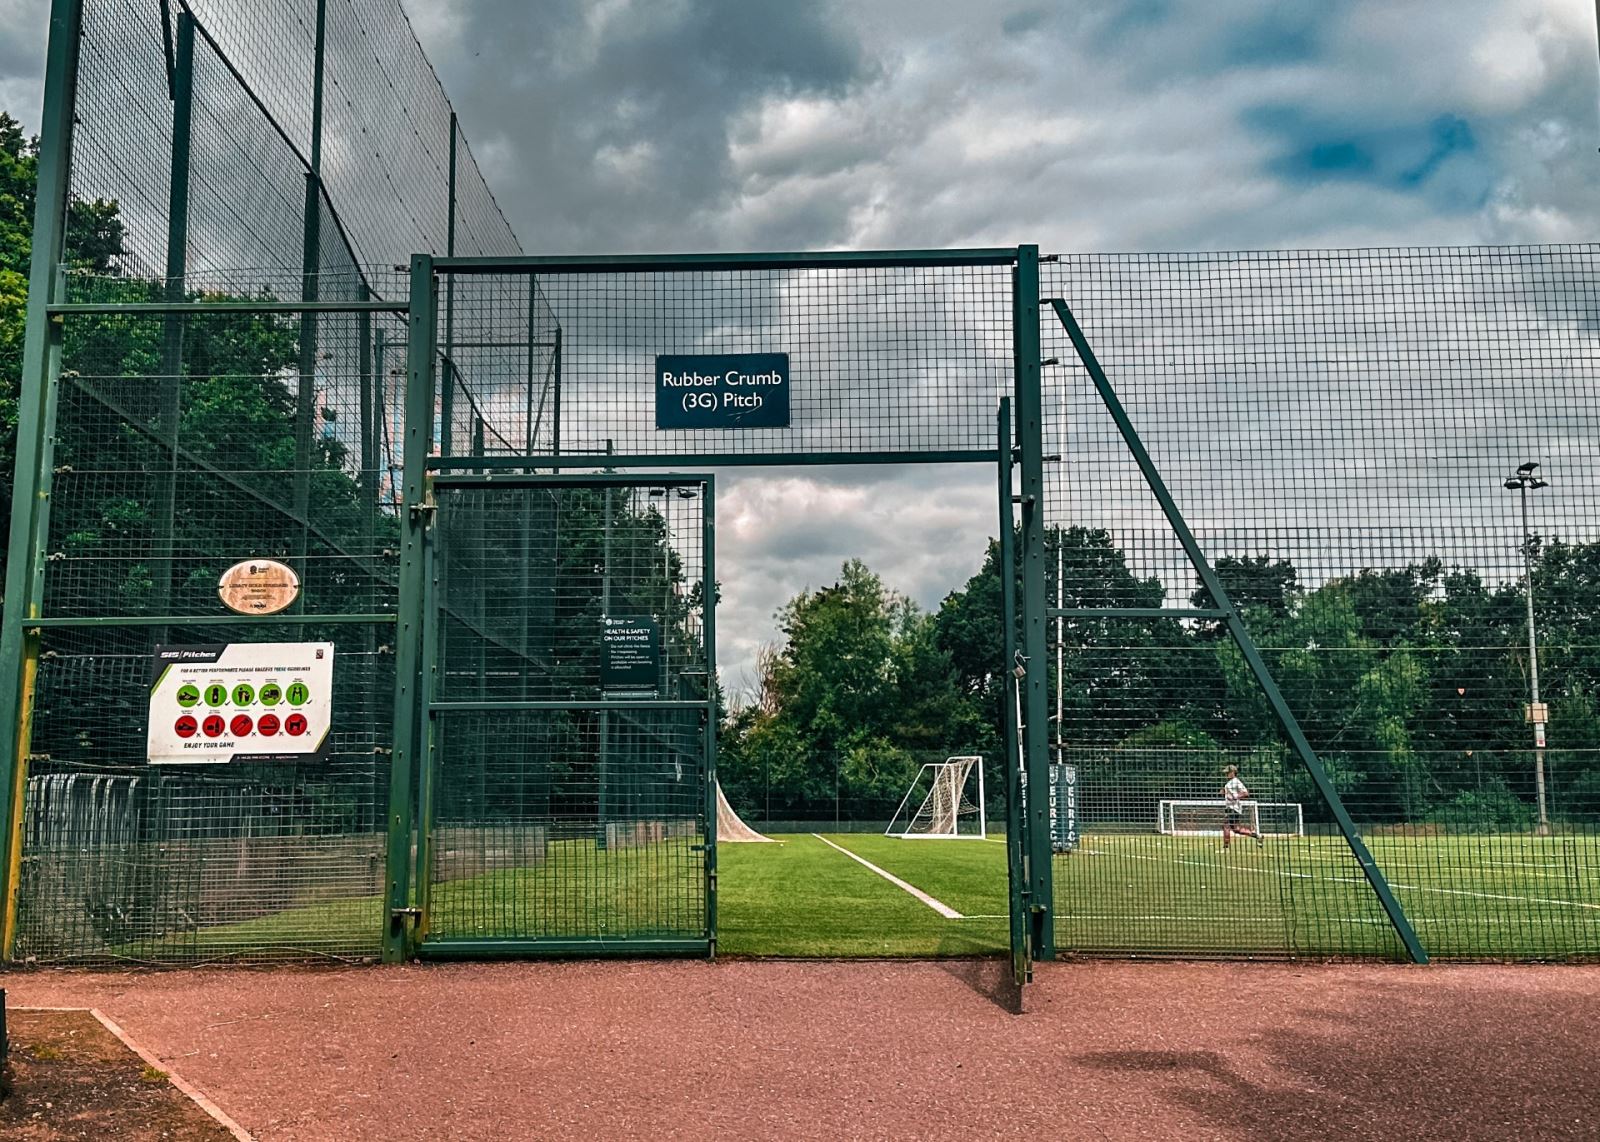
[720, 523, 1600, 833]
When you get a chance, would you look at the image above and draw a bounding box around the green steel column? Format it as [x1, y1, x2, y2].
[598, 478, 613, 850]
[997, 398, 1030, 985]
[292, 0, 328, 599]
[359, 292, 376, 522]
[414, 489, 442, 936]
[440, 115, 457, 454]
[358, 288, 376, 735]
[374, 328, 387, 514]
[524, 281, 538, 457]
[309, 0, 327, 174]
[552, 327, 562, 458]
[382, 255, 437, 962]
[1046, 297, 1429, 965]
[1014, 245, 1053, 958]
[0, 0, 82, 954]
[151, 11, 194, 634]
[703, 479, 718, 954]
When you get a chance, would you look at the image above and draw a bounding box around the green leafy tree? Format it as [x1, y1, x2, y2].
[721, 559, 978, 821]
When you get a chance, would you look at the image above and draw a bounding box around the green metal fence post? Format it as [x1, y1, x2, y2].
[997, 398, 1031, 985]
[292, 0, 329, 598]
[1014, 245, 1054, 958]
[1046, 297, 1430, 965]
[440, 113, 457, 453]
[151, 10, 194, 634]
[703, 477, 718, 955]
[0, 0, 82, 958]
[552, 327, 562, 458]
[598, 476, 613, 850]
[414, 482, 442, 936]
[383, 254, 437, 962]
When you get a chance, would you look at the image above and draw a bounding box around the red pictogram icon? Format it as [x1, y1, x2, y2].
[231, 713, 254, 737]
[258, 713, 280, 736]
[285, 713, 308, 737]
[175, 715, 198, 739]
[202, 714, 226, 738]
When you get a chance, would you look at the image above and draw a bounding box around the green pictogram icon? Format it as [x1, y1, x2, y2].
[205, 683, 228, 708]
[286, 681, 310, 706]
[259, 682, 283, 706]
[176, 684, 200, 708]
[232, 683, 256, 706]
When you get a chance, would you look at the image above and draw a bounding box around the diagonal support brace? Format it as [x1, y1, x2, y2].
[1045, 297, 1429, 965]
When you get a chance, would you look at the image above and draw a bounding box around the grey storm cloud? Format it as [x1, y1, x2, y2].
[408, 0, 871, 253]
[2, 0, 1598, 691]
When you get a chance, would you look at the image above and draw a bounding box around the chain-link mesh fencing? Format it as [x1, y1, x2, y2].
[1042, 247, 1600, 960]
[10, 0, 522, 963]
[437, 263, 1014, 462]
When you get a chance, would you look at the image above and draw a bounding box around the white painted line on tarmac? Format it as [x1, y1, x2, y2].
[89, 1009, 256, 1141]
[812, 834, 965, 919]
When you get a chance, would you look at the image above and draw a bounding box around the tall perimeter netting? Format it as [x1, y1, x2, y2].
[1042, 247, 1600, 960]
[11, 0, 531, 963]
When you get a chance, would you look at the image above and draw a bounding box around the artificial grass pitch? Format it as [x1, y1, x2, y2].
[716, 833, 1010, 958]
[81, 829, 1600, 963]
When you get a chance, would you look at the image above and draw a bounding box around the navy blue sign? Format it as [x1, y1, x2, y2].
[601, 615, 660, 697]
[656, 353, 790, 429]
[1049, 762, 1078, 853]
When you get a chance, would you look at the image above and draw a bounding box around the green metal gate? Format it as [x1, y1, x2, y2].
[411, 473, 716, 957]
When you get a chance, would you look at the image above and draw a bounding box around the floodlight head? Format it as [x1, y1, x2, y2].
[1504, 479, 1522, 489]
[1517, 461, 1539, 476]
[1530, 478, 1549, 490]
[675, 487, 698, 499]
[647, 488, 667, 497]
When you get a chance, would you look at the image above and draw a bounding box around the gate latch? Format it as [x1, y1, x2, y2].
[408, 501, 436, 526]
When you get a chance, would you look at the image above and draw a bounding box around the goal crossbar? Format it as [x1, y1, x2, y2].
[886, 756, 987, 839]
[1157, 799, 1304, 837]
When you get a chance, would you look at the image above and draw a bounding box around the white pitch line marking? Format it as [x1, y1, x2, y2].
[812, 834, 964, 918]
[1081, 845, 1600, 911]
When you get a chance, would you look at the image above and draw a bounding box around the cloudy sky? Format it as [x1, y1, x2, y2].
[4, 0, 1600, 696]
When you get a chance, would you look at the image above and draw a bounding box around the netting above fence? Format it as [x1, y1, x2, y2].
[67, 0, 521, 300]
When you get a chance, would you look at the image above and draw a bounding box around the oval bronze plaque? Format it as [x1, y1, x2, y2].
[217, 559, 300, 615]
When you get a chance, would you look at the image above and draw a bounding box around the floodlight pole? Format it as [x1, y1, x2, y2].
[1507, 467, 1551, 836]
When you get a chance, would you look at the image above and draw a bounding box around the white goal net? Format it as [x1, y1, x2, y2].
[1157, 799, 1304, 837]
[886, 756, 986, 839]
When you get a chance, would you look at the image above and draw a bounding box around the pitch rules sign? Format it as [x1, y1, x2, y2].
[148, 643, 333, 765]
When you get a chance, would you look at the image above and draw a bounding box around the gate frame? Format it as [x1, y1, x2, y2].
[379, 249, 1047, 966]
[405, 470, 718, 960]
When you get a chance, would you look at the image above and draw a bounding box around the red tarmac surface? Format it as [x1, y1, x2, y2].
[5, 959, 1598, 1140]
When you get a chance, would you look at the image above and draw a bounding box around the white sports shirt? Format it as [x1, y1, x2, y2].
[1223, 776, 1249, 807]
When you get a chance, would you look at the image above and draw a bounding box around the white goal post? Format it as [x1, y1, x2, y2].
[886, 756, 987, 839]
[1157, 799, 1304, 837]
